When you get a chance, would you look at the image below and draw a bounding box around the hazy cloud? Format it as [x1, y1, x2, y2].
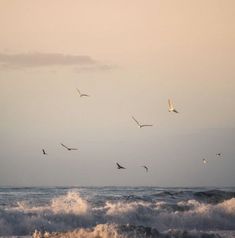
[0, 52, 97, 69]
[73, 64, 116, 73]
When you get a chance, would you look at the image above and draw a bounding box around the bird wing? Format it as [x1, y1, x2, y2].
[168, 99, 173, 110]
[132, 116, 140, 126]
[81, 94, 89, 97]
[61, 143, 69, 149]
[69, 148, 78, 150]
[142, 166, 148, 172]
[141, 124, 153, 127]
[42, 149, 46, 154]
[173, 109, 179, 113]
[76, 88, 81, 95]
[116, 162, 125, 169]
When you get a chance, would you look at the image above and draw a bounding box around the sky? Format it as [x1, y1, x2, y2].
[0, 0, 235, 186]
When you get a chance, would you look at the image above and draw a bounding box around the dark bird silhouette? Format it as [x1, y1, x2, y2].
[142, 165, 148, 172]
[132, 116, 153, 128]
[42, 149, 47, 155]
[76, 88, 90, 97]
[168, 99, 179, 113]
[60, 143, 78, 151]
[116, 162, 126, 169]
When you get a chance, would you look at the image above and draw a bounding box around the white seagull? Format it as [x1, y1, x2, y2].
[60, 143, 78, 151]
[76, 88, 89, 97]
[216, 153, 222, 159]
[132, 116, 153, 128]
[168, 99, 179, 113]
[202, 158, 208, 164]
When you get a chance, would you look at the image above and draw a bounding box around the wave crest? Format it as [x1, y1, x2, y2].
[1, 191, 235, 236]
[51, 192, 89, 215]
[9, 191, 89, 215]
[193, 190, 235, 203]
[32, 224, 225, 238]
[105, 201, 151, 216]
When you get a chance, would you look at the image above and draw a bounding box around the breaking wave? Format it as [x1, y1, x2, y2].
[32, 224, 226, 238]
[193, 190, 235, 204]
[12, 191, 89, 215]
[1, 190, 235, 236]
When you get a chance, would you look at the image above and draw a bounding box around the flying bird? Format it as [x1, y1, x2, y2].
[116, 162, 126, 169]
[132, 116, 153, 128]
[168, 99, 179, 113]
[216, 153, 222, 159]
[76, 88, 89, 97]
[42, 149, 47, 155]
[60, 143, 78, 151]
[142, 165, 148, 172]
[202, 158, 208, 164]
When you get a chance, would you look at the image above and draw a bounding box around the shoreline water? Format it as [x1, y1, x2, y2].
[0, 187, 235, 237]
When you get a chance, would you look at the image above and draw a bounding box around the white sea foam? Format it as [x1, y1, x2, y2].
[50, 191, 89, 215]
[9, 192, 89, 215]
[104, 201, 151, 216]
[1, 190, 235, 236]
[33, 224, 121, 238]
[31, 224, 235, 238]
[153, 198, 235, 231]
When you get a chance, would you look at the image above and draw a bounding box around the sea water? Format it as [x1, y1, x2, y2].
[0, 187, 235, 237]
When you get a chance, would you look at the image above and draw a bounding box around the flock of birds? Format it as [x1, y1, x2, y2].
[202, 153, 223, 164]
[41, 89, 223, 173]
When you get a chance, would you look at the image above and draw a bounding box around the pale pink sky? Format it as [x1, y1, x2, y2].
[0, 0, 234, 186]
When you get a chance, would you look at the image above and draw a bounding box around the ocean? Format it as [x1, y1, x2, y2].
[0, 187, 235, 238]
